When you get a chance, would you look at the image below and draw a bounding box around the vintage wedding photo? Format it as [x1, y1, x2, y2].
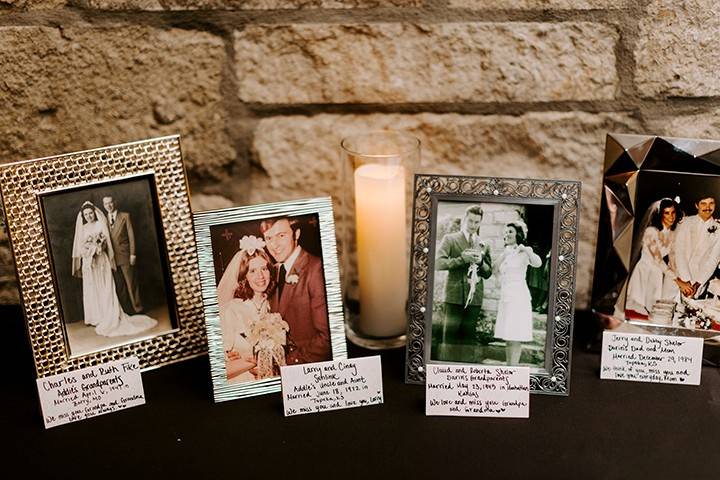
[624, 170, 720, 330]
[41, 175, 176, 357]
[430, 200, 555, 369]
[209, 213, 331, 385]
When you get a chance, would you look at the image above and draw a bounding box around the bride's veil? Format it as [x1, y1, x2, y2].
[216, 250, 244, 309]
[629, 200, 661, 272]
[71, 201, 115, 276]
[217, 250, 245, 308]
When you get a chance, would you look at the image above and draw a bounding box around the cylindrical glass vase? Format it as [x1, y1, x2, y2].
[340, 131, 420, 349]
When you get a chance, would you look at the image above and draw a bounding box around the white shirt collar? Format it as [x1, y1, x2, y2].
[283, 245, 302, 273]
[699, 215, 714, 225]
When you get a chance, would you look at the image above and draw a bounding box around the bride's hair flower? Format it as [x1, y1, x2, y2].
[238, 235, 266, 255]
[512, 219, 528, 237]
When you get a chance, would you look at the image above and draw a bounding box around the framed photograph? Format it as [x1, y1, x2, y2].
[0, 136, 206, 376]
[194, 197, 347, 401]
[405, 175, 581, 395]
[593, 133, 720, 339]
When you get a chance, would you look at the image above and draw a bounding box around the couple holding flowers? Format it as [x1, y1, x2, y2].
[216, 217, 331, 383]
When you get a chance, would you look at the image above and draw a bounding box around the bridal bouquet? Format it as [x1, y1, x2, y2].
[676, 297, 720, 331]
[465, 234, 486, 308]
[247, 312, 289, 379]
[82, 232, 107, 259]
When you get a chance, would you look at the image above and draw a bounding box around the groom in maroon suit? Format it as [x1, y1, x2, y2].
[261, 216, 331, 364]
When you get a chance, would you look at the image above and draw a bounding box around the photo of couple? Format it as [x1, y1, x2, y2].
[430, 201, 554, 369]
[42, 176, 175, 356]
[624, 170, 720, 329]
[211, 214, 331, 384]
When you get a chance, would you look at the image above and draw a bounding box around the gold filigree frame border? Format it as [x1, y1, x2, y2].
[193, 197, 348, 402]
[0, 136, 206, 377]
[405, 174, 581, 396]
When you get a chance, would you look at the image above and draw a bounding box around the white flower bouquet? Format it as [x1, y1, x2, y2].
[247, 312, 290, 379]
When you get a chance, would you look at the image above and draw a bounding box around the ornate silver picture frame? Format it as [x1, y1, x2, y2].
[0, 136, 207, 377]
[593, 133, 720, 340]
[405, 174, 580, 395]
[194, 197, 347, 402]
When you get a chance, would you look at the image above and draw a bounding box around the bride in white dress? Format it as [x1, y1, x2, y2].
[494, 221, 542, 366]
[216, 235, 289, 384]
[625, 198, 683, 318]
[71, 201, 157, 337]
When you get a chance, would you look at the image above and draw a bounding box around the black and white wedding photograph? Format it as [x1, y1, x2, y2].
[430, 200, 555, 369]
[624, 170, 720, 331]
[209, 213, 332, 385]
[41, 175, 176, 357]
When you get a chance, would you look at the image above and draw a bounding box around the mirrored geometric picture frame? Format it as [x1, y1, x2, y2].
[0, 136, 207, 377]
[194, 197, 347, 402]
[405, 174, 580, 395]
[592, 133, 720, 341]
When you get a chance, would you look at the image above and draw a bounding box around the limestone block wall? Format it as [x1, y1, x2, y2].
[1, 0, 717, 308]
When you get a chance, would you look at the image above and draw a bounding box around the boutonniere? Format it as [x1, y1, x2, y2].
[708, 225, 718, 234]
[286, 274, 299, 284]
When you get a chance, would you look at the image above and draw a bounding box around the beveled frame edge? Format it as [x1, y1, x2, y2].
[405, 174, 581, 396]
[595, 132, 720, 337]
[193, 196, 347, 402]
[0, 135, 207, 377]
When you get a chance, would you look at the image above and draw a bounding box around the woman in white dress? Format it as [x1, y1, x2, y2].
[71, 201, 157, 337]
[494, 221, 542, 366]
[216, 235, 289, 384]
[625, 198, 683, 319]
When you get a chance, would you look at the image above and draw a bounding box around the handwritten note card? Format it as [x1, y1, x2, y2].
[601, 331, 703, 385]
[37, 357, 145, 429]
[280, 356, 383, 416]
[426, 365, 530, 418]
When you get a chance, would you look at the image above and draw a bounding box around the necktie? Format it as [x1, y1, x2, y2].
[110, 213, 115, 226]
[278, 264, 287, 299]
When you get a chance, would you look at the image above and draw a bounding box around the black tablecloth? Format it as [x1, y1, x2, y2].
[2, 305, 718, 479]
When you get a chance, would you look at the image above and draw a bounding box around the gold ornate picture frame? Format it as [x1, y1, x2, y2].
[405, 174, 581, 395]
[0, 136, 206, 377]
[194, 197, 347, 402]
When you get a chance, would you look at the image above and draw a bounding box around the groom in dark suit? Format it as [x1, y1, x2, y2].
[103, 196, 143, 313]
[261, 216, 330, 364]
[436, 205, 492, 354]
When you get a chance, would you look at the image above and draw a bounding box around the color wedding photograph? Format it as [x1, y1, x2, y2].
[624, 170, 720, 331]
[210, 213, 331, 385]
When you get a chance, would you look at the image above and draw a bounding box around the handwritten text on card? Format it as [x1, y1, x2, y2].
[600, 331, 703, 385]
[281, 356, 383, 416]
[37, 357, 145, 429]
[426, 365, 530, 418]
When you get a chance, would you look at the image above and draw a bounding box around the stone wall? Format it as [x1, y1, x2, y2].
[1, 0, 717, 308]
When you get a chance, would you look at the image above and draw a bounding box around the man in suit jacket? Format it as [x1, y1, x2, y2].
[261, 217, 330, 364]
[673, 195, 720, 298]
[436, 205, 492, 352]
[103, 196, 143, 313]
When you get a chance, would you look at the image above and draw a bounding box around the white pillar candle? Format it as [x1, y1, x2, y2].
[353, 163, 408, 337]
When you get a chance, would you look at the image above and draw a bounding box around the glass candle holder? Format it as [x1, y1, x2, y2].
[340, 131, 420, 349]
